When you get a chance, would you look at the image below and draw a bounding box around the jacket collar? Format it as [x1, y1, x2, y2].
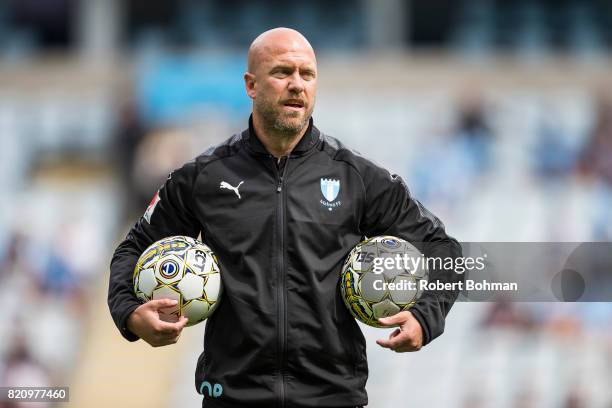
[243, 115, 320, 156]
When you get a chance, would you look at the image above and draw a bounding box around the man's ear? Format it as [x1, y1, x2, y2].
[244, 72, 256, 99]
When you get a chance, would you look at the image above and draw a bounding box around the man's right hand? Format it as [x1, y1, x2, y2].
[127, 299, 188, 347]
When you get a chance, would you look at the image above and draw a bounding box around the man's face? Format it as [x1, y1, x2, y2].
[246, 45, 317, 135]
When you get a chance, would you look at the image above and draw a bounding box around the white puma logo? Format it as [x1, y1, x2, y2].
[220, 181, 244, 199]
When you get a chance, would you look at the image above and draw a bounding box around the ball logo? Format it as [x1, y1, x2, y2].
[356, 252, 375, 263]
[381, 238, 400, 249]
[160, 259, 179, 279]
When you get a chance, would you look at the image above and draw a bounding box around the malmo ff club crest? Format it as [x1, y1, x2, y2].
[320, 178, 341, 211]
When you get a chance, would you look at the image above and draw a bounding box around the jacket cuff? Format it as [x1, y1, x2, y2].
[118, 303, 141, 342]
[409, 306, 432, 346]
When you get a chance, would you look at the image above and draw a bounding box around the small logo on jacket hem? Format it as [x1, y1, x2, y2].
[199, 380, 223, 398]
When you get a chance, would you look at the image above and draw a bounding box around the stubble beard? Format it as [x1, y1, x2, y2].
[255, 96, 312, 138]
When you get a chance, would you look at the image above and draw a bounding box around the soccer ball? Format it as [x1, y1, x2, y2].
[340, 236, 428, 327]
[133, 236, 222, 326]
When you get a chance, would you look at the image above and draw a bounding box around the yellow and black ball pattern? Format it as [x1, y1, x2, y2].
[340, 236, 427, 327]
[133, 235, 222, 326]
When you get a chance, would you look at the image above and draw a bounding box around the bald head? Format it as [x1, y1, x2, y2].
[244, 28, 317, 147]
[247, 28, 316, 73]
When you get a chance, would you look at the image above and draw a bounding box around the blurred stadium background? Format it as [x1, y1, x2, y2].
[0, 1, 611, 407]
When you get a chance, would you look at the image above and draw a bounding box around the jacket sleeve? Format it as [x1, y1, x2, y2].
[359, 166, 463, 346]
[108, 161, 203, 341]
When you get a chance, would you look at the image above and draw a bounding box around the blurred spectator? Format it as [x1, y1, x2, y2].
[579, 91, 612, 185]
[410, 89, 495, 213]
[481, 300, 536, 330]
[453, 90, 495, 174]
[579, 91, 612, 239]
[36, 246, 77, 296]
[131, 127, 195, 209]
[0, 232, 30, 282]
[0, 336, 51, 408]
[113, 98, 147, 220]
[532, 112, 578, 179]
[0, 225, 88, 383]
[564, 389, 587, 408]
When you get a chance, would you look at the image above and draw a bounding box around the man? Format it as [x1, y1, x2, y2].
[108, 28, 462, 407]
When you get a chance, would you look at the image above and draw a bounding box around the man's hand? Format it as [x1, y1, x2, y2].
[127, 299, 188, 347]
[376, 311, 424, 352]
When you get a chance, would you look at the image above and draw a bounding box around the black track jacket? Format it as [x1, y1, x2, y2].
[108, 117, 462, 408]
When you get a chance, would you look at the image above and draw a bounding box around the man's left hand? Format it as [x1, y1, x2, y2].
[376, 311, 424, 352]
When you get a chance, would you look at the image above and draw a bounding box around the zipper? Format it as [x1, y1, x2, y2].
[274, 155, 289, 408]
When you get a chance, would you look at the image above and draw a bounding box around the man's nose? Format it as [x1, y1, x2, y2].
[287, 72, 305, 93]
